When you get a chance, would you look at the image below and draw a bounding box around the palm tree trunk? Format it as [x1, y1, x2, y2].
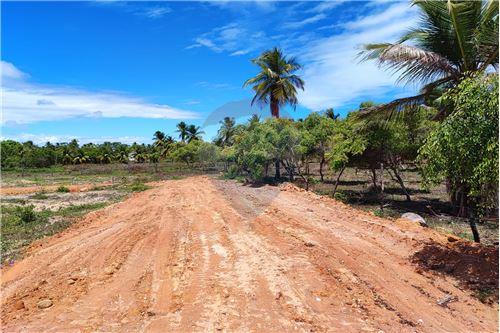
[271, 97, 280, 179]
[271, 99, 279, 118]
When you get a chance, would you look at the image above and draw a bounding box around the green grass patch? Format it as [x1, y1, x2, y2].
[56, 185, 70, 193]
[125, 182, 151, 192]
[57, 202, 110, 217]
[30, 192, 49, 200]
[1, 201, 115, 261]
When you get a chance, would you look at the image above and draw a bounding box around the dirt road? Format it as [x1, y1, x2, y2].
[1, 176, 497, 332]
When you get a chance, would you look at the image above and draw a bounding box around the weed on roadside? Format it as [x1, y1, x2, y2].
[56, 186, 70, 193]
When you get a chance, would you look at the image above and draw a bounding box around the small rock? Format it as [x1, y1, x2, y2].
[67, 278, 76, 285]
[37, 299, 53, 309]
[447, 236, 459, 242]
[402, 213, 427, 227]
[104, 266, 114, 275]
[304, 241, 316, 247]
[146, 311, 156, 317]
[14, 300, 25, 310]
[437, 294, 456, 307]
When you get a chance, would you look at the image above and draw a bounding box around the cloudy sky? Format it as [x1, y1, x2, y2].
[2, 0, 418, 144]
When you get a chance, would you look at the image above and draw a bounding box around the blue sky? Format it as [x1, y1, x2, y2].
[1, 0, 418, 144]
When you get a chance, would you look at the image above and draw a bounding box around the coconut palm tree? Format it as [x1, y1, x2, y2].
[176, 122, 189, 143]
[153, 131, 166, 147]
[215, 117, 236, 147]
[360, 0, 498, 118]
[324, 108, 340, 120]
[244, 47, 305, 119]
[186, 125, 205, 143]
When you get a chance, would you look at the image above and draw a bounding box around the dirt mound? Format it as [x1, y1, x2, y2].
[1, 176, 497, 332]
[412, 241, 499, 303]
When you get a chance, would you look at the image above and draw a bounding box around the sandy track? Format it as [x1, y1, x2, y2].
[1, 176, 497, 332]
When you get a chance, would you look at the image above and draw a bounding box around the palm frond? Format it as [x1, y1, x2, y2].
[360, 43, 459, 84]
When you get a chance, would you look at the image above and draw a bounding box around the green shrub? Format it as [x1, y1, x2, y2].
[333, 191, 348, 203]
[127, 182, 150, 192]
[226, 165, 239, 179]
[56, 186, 70, 193]
[14, 205, 38, 224]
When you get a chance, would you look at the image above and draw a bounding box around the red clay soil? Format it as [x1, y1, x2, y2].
[0, 182, 113, 196]
[1, 176, 498, 332]
[412, 241, 499, 303]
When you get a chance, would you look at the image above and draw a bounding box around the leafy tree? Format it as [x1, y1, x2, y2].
[418, 74, 498, 239]
[299, 113, 336, 181]
[196, 141, 222, 169]
[170, 141, 200, 167]
[327, 114, 367, 194]
[232, 118, 305, 182]
[360, 0, 498, 117]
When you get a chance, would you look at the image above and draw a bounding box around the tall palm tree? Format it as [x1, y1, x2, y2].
[360, 0, 498, 117]
[215, 117, 236, 147]
[153, 131, 166, 147]
[244, 47, 305, 118]
[186, 125, 205, 143]
[176, 122, 189, 143]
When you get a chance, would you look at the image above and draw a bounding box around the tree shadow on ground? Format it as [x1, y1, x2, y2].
[411, 242, 499, 304]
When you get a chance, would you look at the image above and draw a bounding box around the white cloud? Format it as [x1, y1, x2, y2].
[283, 13, 327, 29]
[1, 61, 198, 125]
[136, 6, 171, 19]
[344, 2, 411, 30]
[308, 1, 346, 14]
[297, 2, 419, 110]
[186, 23, 267, 56]
[196, 81, 234, 90]
[1, 133, 149, 145]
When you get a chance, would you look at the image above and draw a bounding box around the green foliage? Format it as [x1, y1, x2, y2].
[196, 141, 221, 166]
[56, 186, 70, 193]
[327, 113, 367, 171]
[127, 182, 151, 193]
[418, 74, 499, 213]
[170, 141, 200, 166]
[299, 112, 336, 160]
[333, 191, 348, 203]
[360, 0, 498, 117]
[232, 118, 302, 181]
[225, 164, 240, 179]
[14, 205, 39, 224]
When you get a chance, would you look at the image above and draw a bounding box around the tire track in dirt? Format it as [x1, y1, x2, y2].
[1, 176, 497, 332]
